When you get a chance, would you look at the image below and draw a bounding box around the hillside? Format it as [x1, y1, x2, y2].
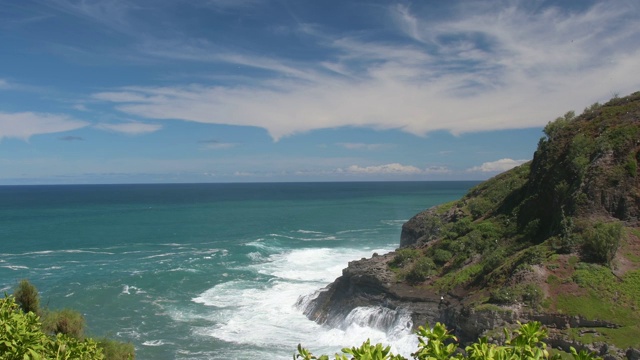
[300, 92, 640, 359]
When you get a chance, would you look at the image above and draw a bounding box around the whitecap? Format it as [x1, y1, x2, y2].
[380, 220, 408, 226]
[142, 340, 166, 347]
[121, 285, 145, 295]
[142, 252, 176, 259]
[296, 229, 324, 234]
[1, 265, 29, 270]
[336, 228, 377, 234]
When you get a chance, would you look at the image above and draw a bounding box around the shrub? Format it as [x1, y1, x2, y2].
[406, 257, 435, 283]
[520, 284, 544, 308]
[389, 249, 421, 268]
[468, 198, 492, 219]
[482, 249, 506, 273]
[13, 279, 40, 314]
[489, 284, 544, 308]
[489, 287, 517, 304]
[581, 222, 623, 266]
[433, 249, 453, 265]
[625, 153, 637, 176]
[449, 217, 472, 239]
[42, 308, 86, 339]
[97, 337, 136, 360]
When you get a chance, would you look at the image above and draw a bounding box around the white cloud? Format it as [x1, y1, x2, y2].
[201, 142, 237, 150]
[467, 158, 528, 173]
[95, 122, 162, 135]
[90, 1, 640, 141]
[0, 112, 88, 141]
[0, 79, 9, 89]
[336, 143, 390, 150]
[343, 163, 424, 175]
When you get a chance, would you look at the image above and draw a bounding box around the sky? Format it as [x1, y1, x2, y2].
[1, 0, 639, 184]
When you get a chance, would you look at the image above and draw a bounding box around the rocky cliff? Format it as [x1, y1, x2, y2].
[299, 92, 640, 359]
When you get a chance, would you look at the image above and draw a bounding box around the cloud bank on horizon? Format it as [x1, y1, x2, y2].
[0, 0, 639, 183]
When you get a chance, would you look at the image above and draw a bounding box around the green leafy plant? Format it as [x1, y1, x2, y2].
[296, 321, 602, 360]
[0, 295, 105, 360]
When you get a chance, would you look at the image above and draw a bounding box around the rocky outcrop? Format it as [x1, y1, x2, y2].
[400, 205, 465, 248]
[299, 254, 636, 358]
[299, 252, 516, 344]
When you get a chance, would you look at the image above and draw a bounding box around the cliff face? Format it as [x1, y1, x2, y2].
[299, 92, 640, 359]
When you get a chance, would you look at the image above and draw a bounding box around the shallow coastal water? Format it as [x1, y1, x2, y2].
[0, 182, 476, 359]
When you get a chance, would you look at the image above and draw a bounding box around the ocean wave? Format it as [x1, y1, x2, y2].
[1, 265, 29, 270]
[247, 252, 264, 261]
[336, 228, 378, 234]
[142, 340, 167, 347]
[0, 249, 115, 257]
[267, 233, 338, 242]
[167, 267, 199, 273]
[295, 229, 324, 234]
[121, 285, 145, 295]
[141, 252, 177, 259]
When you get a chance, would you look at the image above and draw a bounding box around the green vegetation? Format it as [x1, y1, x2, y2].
[579, 221, 623, 266]
[0, 295, 103, 359]
[295, 321, 601, 360]
[387, 92, 640, 352]
[14, 279, 40, 315]
[42, 308, 86, 339]
[1, 280, 135, 360]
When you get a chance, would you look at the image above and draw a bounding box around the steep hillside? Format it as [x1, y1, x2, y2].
[301, 92, 640, 360]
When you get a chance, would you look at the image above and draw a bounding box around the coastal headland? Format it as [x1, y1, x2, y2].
[300, 92, 640, 360]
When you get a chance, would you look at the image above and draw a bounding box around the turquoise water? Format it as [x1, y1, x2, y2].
[0, 182, 475, 359]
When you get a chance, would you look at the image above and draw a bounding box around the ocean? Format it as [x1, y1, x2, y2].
[0, 182, 476, 359]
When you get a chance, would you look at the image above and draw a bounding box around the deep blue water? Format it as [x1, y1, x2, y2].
[0, 182, 476, 359]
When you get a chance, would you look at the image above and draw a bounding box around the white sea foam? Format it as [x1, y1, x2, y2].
[142, 340, 166, 346]
[380, 220, 408, 226]
[190, 245, 417, 358]
[121, 285, 145, 295]
[296, 229, 324, 234]
[142, 252, 177, 259]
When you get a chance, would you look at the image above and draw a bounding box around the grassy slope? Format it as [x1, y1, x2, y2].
[391, 92, 640, 349]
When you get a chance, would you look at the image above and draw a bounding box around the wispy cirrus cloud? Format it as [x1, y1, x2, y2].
[92, 1, 640, 140]
[467, 158, 528, 173]
[95, 122, 162, 135]
[0, 112, 88, 141]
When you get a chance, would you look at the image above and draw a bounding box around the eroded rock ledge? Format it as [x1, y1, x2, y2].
[301, 251, 633, 359]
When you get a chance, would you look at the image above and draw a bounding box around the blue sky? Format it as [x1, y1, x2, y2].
[1, 0, 639, 184]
